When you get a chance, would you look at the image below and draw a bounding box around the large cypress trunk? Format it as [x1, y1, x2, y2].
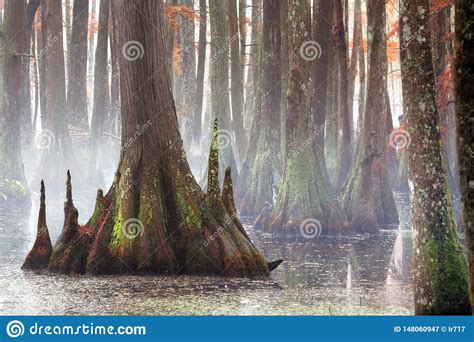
[342, 0, 398, 233]
[256, 0, 348, 235]
[66, 0, 89, 129]
[238, 0, 281, 217]
[0, 0, 30, 206]
[25, 0, 273, 277]
[454, 0, 474, 313]
[400, 0, 470, 315]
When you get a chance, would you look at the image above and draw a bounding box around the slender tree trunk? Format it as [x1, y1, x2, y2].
[88, 0, 110, 187]
[26, 0, 274, 277]
[209, 0, 238, 184]
[35, 0, 77, 190]
[455, 0, 474, 313]
[356, 0, 365, 138]
[342, 0, 398, 233]
[181, 0, 197, 151]
[228, 0, 247, 163]
[193, 0, 207, 145]
[347, 0, 361, 140]
[110, 1, 121, 137]
[18, 0, 41, 145]
[0, 0, 31, 206]
[312, 0, 334, 193]
[332, 0, 352, 192]
[325, 39, 338, 175]
[280, 0, 288, 156]
[66, 0, 89, 129]
[400, 0, 470, 315]
[87, 0, 98, 110]
[244, 0, 262, 129]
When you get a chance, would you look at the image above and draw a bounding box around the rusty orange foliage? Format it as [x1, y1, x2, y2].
[430, 0, 454, 13]
[165, 4, 200, 32]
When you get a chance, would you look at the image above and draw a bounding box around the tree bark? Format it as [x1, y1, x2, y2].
[312, 0, 334, 193]
[181, 0, 197, 151]
[27, 0, 272, 277]
[257, 0, 348, 235]
[193, 0, 207, 144]
[342, 0, 398, 233]
[454, 0, 474, 313]
[34, 0, 77, 190]
[400, 0, 471, 315]
[228, 0, 247, 163]
[243, 0, 262, 129]
[0, 0, 31, 206]
[209, 0, 238, 184]
[239, 0, 281, 217]
[332, 0, 352, 192]
[88, 0, 110, 188]
[66, 0, 89, 129]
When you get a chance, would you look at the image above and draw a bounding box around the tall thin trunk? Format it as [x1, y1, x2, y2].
[455, 0, 474, 313]
[193, 0, 207, 144]
[243, 0, 262, 129]
[181, 0, 196, 151]
[209, 0, 238, 183]
[332, 0, 352, 192]
[228, 0, 247, 163]
[280, 0, 288, 156]
[88, 0, 110, 187]
[0, 0, 31, 206]
[35, 0, 77, 189]
[400, 0, 470, 315]
[66, 0, 89, 129]
[312, 0, 334, 192]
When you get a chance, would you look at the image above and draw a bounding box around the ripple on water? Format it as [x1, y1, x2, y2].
[0, 192, 414, 315]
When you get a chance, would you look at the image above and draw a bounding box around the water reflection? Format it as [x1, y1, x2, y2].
[0, 191, 414, 315]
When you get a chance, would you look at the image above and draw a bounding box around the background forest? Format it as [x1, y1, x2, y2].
[0, 0, 473, 316]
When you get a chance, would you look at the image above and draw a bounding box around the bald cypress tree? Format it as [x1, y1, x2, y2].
[0, 0, 30, 206]
[455, 0, 474, 312]
[400, 0, 470, 315]
[25, 0, 276, 277]
[342, 0, 398, 233]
